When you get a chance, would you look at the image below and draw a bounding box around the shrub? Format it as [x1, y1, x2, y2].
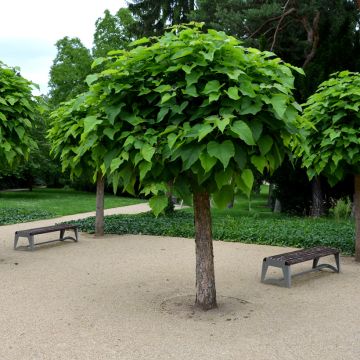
[329, 197, 352, 221]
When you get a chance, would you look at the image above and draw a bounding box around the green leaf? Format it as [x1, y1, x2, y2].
[236, 169, 254, 198]
[186, 71, 202, 87]
[83, 116, 102, 134]
[182, 85, 198, 97]
[199, 152, 217, 173]
[270, 94, 288, 117]
[203, 80, 221, 94]
[139, 161, 152, 181]
[149, 195, 169, 216]
[155, 84, 172, 93]
[105, 104, 124, 125]
[231, 121, 256, 145]
[103, 128, 116, 140]
[110, 157, 123, 174]
[86, 74, 98, 86]
[207, 140, 235, 169]
[130, 37, 150, 46]
[15, 126, 25, 140]
[251, 155, 267, 173]
[181, 145, 204, 170]
[213, 185, 234, 209]
[141, 144, 155, 162]
[258, 135, 273, 155]
[226, 87, 240, 100]
[171, 48, 193, 59]
[215, 168, 233, 189]
[239, 80, 256, 98]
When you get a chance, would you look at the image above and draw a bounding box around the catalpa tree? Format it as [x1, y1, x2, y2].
[50, 24, 303, 310]
[0, 62, 38, 168]
[296, 71, 360, 261]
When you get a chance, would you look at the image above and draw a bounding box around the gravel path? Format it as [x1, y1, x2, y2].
[0, 205, 359, 359]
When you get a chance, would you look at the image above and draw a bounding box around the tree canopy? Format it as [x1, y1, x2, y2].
[297, 71, 360, 185]
[0, 62, 38, 168]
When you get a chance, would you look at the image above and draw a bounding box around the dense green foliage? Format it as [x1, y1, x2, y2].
[68, 210, 355, 255]
[297, 71, 360, 185]
[0, 62, 38, 168]
[0, 188, 143, 218]
[48, 37, 93, 106]
[0, 208, 54, 225]
[49, 24, 303, 215]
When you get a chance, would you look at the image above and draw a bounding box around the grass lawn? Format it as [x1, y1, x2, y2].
[0, 188, 144, 224]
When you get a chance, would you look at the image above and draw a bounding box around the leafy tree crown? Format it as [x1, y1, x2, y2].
[0, 62, 38, 167]
[49, 24, 303, 214]
[297, 71, 360, 185]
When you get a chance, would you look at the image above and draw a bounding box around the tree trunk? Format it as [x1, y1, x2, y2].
[95, 172, 105, 237]
[311, 176, 324, 217]
[267, 183, 274, 208]
[354, 174, 360, 261]
[193, 191, 217, 310]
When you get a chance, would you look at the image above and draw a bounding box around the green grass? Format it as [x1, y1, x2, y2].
[0, 188, 144, 224]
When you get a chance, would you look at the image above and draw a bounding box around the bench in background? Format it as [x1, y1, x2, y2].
[14, 224, 79, 251]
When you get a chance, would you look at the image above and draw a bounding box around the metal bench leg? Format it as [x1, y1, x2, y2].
[29, 235, 35, 251]
[282, 265, 291, 288]
[74, 228, 79, 242]
[14, 234, 20, 250]
[261, 260, 269, 283]
[334, 253, 340, 272]
[312, 257, 320, 269]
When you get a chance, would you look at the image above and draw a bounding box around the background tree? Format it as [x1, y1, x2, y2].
[92, 8, 137, 57]
[0, 62, 38, 169]
[128, 0, 196, 36]
[54, 25, 303, 309]
[296, 71, 360, 260]
[48, 37, 92, 107]
[48, 91, 110, 236]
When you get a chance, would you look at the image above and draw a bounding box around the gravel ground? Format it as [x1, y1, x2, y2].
[0, 205, 359, 360]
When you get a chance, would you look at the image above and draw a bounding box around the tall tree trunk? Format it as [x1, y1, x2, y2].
[193, 191, 217, 310]
[95, 172, 105, 237]
[354, 174, 360, 261]
[311, 176, 324, 217]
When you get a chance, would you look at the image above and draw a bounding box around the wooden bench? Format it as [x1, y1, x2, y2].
[14, 224, 79, 251]
[261, 246, 340, 288]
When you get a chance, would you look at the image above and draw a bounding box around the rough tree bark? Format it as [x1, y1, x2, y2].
[354, 174, 360, 262]
[193, 191, 217, 310]
[95, 172, 105, 237]
[311, 176, 324, 217]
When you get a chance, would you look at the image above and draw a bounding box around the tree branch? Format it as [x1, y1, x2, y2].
[302, 10, 321, 68]
[270, 6, 296, 51]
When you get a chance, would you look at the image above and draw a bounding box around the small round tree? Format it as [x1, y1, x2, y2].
[50, 24, 303, 310]
[296, 71, 360, 260]
[0, 62, 38, 168]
